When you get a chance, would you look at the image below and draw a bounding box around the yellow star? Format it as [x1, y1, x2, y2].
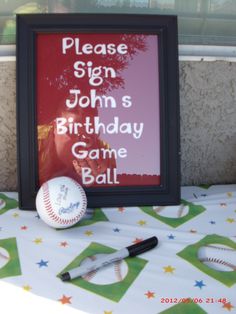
[22, 285, 32, 291]
[33, 238, 43, 244]
[84, 230, 93, 236]
[226, 218, 235, 223]
[163, 265, 175, 274]
[227, 192, 233, 198]
[104, 311, 113, 314]
[12, 213, 19, 218]
[137, 220, 147, 226]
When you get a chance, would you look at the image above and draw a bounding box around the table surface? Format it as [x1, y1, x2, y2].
[0, 185, 236, 314]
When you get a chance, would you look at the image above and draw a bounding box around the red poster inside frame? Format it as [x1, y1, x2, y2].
[36, 33, 161, 188]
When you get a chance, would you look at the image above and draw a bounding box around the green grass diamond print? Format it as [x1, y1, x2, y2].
[177, 234, 236, 287]
[0, 193, 18, 216]
[72, 208, 109, 227]
[57, 208, 108, 230]
[140, 199, 206, 228]
[58, 242, 147, 302]
[159, 300, 207, 314]
[0, 238, 22, 279]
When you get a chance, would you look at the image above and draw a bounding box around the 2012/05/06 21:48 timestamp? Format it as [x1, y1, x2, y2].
[160, 297, 228, 304]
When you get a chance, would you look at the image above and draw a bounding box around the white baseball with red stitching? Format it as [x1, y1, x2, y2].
[36, 176, 87, 229]
[198, 244, 236, 271]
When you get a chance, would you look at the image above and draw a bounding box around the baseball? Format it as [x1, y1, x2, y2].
[153, 204, 189, 218]
[36, 176, 87, 229]
[197, 244, 236, 272]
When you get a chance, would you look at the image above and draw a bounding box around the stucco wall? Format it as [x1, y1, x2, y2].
[0, 60, 236, 191]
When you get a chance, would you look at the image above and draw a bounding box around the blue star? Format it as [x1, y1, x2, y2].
[36, 259, 49, 268]
[168, 234, 175, 240]
[209, 220, 216, 224]
[194, 280, 206, 289]
[35, 214, 40, 219]
[113, 228, 120, 232]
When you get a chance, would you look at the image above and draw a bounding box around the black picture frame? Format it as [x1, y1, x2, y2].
[17, 13, 180, 210]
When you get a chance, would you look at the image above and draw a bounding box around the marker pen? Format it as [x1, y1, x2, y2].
[60, 236, 158, 281]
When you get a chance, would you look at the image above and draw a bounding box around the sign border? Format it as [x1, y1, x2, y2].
[16, 13, 180, 210]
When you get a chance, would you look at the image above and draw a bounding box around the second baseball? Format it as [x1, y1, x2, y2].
[197, 244, 236, 272]
[36, 176, 87, 229]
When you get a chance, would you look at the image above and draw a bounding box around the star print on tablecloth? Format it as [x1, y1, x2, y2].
[209, 220, 216, 224]
[163, 265, 175, 274]
[226, 218, 235, 223]
[222, 302, 234, 311]
[113, 228, 120, 232]
[12, 212, 19, 218]
[84, 230, 93, 236]
[104, 311, 113, 314]
[58, 295, 72, 305]
[145, 291, 155, 299]
[194, 280, 206, 289]
[227, 192, 233, 198]
[22, 285, 32, 291]
[36, 259, 49, 268]
[118, 207, 125, 212]
[60, 241, 69, 247]
[137, 220, 147, 226]
[168, 234, 175, 240]
[20, 226, 28, 230]
[33, 238, 43, 244]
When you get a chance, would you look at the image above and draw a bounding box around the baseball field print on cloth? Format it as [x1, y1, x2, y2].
[159, 301, 207, 314]
[177, 234, 236, 287]
[58, 242, 147, 302]
[140, 199, 206, 228]
[0, 193, 18, 216]
[0, 238, 21, 279]
[56, 207, 109, 230]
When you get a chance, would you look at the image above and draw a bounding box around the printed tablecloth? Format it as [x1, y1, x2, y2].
[0, 185, 235, 314]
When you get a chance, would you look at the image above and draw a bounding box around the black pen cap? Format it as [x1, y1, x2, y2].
[127, 236, 158, 257]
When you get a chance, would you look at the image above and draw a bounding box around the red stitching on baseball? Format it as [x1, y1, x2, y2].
[200, 257, 236, 270]
[82, 256, 97, 281]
